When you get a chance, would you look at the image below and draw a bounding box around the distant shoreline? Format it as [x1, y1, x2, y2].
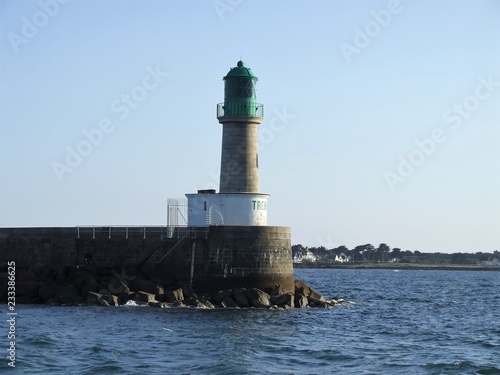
[294, 263, 500, 271]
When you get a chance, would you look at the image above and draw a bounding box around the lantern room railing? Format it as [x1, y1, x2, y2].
[217, 102, 263, 118]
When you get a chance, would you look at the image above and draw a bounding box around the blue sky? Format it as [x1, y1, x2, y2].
[1, 0, 499, 253]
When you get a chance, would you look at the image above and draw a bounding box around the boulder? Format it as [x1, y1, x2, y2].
[53, 266, 71, 283]
[221, 297, 240, 308]
[130, 279, 161, 295]
[69, 270, 95, 284]
[212, 289, 233, 305]
[294, 293, 308, 308]
[134, 291, 157, 304]
[70, 278, 86, 292]
[171, 300, 186, 308]
[31, 264, 53, 281]
[294, 280, 312, 296]
[108, 278, 129, 294]
[118, 291, 133, 305]
[98, 288, 113, 296]
[246, 288, 271, 308]
[307, 289, 326, 305]
[96, 265, 114, 277]
[105, 294, 119, 306]
[38, 281, 59, 302]
[271, 293, 294, 308]
[97, 297, 110, 306]
[81, 279, 99, 299]
[166, 288, 184, 303]
[233, 288, 250, 307]
[295, 280, 325, 305]
[56, 285, 83, 305]
[121, 264, 140, 280]
[86, 292, 102, 305]
[198, 297, 215, 309]
[176, 281, 196, 299]
[17, 282, 40, 302]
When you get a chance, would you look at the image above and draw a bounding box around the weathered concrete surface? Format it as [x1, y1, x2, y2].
[1, 225, 294, 295]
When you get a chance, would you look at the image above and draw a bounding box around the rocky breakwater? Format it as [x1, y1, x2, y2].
[1, 264, 346, 309]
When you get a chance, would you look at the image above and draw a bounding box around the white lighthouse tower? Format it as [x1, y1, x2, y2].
[186, 61, 269, 226]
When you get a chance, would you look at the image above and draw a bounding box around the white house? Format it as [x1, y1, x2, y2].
[293, 249, 317, 264]
[334, 252, 351, 263]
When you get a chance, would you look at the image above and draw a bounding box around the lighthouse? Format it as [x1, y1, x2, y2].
[184, 60, 294, 294]
[186, 61, 269, 226]
[218, 60, 262, 193]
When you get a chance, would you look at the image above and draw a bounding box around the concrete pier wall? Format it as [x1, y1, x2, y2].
[193, 226, 294, 293]
[0, 226, 294, 294]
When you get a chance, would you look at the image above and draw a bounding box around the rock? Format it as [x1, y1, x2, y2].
[295, 279, 325, 305]
[307, 289, 326, 305]
[81, 279, 99, 299]
[294, 293, 308, 308]
[221, 297, 240, 308]
[106, 294, 119, 306]
[97, 297, 110, 306]
[183, 297, 199, 306]
[38, 281, 59, 302]
[130, 279, 161, 295]
[271, 293, 294, 308]
[53, 266, 71, 283]
[176, 281, 196, 299]
[56, 285, 83, 305]
[198, 297, 215, 309]
[192, 297, 214, 309]
[16, 281, 40, 300]
[184, 297, 210, 309]
[233, 288, 250, 307]
[166, 288, 184, 302]
[98, 288, 113, 296]
[212, 290, 233, 305]
[171, 300, 186, 308]
[121, 264, 140, 280]
[108, 278, 129, 295]
[155, 293, 167, 303]
[69, 270, 95, 284]
[96, 265, 114, 277]
[118, 291, 133, 305]
[246, 288, 271, 308]
[70, 278, 86, 292]
[134, 291, 157, 304]
[86, 292, 102, 305]
[31, 264, 53, 281]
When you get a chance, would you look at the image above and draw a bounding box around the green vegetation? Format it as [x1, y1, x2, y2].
[292, 243, 500, 266]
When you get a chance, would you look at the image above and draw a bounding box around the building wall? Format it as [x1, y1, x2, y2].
[186, 192, 269, 226]
[219, 122, 260, 193]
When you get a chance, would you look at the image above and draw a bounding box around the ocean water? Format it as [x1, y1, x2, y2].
[5, 269, 500, 374]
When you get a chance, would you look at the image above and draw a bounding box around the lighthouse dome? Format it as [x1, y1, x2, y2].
[223, 60, 258, 80]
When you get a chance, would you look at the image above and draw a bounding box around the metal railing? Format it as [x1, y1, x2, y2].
[76, 225, 208, 240]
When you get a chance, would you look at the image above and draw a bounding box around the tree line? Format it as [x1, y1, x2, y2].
[292, 243, 500, 265]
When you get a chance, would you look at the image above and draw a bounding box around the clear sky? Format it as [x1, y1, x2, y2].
[1, 0, 499, 253]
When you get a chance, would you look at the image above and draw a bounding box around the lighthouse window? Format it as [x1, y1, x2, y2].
[225, 79, 256, 98]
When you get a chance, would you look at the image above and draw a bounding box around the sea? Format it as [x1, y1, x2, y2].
[5, 269, 500, 374]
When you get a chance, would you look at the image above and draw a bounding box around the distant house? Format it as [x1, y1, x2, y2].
[479, 257, 500, 266]
[293, 249, 317, 264]
[334, 252, 351, 263]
